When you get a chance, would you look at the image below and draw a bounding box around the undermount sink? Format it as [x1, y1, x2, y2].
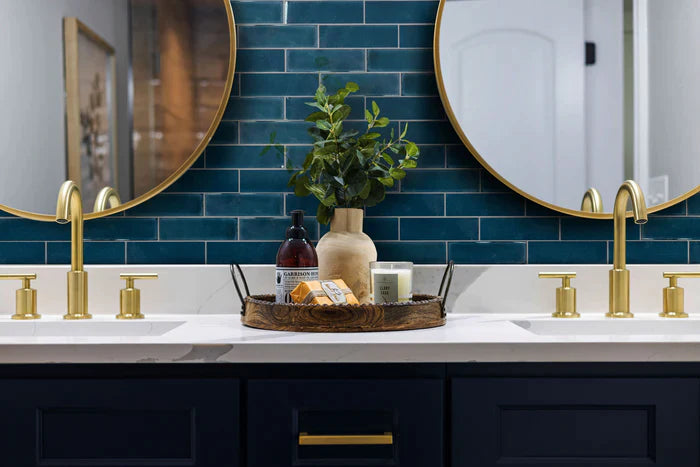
[0, 320, 185, 337]
[512, 318, 700, 336]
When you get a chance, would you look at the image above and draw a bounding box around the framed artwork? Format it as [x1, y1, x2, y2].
[63, 17, 118, 208]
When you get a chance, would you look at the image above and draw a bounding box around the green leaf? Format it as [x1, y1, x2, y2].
[314, 85, 327, 103]
[378, 177, 394, 187]
[306, 111, 328, 122]
[317, 203, 333, 225]
[294, 176, 311, 197]
[364, 180, 386, 207]
[345, 170, 368, 198]
[401, 158, 417, 169]
[405, 141, 419, 157]
[389, 168, 406, 180]
[364, 109, 373, 124]
[372, 101, 379, 117]
[400, 123, 408, 139]
[381, 153, 395, 165]
[316, 120, 332, 131]
[332, 105, 352, 122]
[358, 180, 372, 199]
[360, 132, 381, 140]
[374, 117, 390, 128]
[345, 82, 359, 92]
[321, 192, 337, 207]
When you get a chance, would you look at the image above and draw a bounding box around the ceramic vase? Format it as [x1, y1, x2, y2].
[316, 208, 377, 303]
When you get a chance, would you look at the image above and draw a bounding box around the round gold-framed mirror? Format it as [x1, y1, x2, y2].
[434, 0, 700, 219]
[0, 0, 236, 221]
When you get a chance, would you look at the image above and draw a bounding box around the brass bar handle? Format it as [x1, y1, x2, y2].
[298, 432, 393, 446]
[0, 274, 40, 320]
[538, 272, 578, 318]
[661, 272, 700, 318]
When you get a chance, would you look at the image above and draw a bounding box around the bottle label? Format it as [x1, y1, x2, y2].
[276, 267, 319, 303]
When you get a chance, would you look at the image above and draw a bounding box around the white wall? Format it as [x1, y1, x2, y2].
[0, 0, 129, 214]
[647, 0, 700, 203]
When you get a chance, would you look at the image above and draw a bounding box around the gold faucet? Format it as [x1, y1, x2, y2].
[56, 181, 91, 319]
[608, 180, 648, 318]
[581, 188, 604, 213]
[93, 186, 121, 212]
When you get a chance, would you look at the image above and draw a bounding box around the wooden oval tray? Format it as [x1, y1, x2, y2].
[230, 262, 454, 333]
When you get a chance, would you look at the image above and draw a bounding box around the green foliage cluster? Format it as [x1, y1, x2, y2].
[289, 82, 420, 224]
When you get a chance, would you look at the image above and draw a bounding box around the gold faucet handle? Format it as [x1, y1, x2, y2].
[538, 272, 579, 318]
[0, 274, 40, 320]
[117, 273, 158, 320]
[660, 272, 700, 318]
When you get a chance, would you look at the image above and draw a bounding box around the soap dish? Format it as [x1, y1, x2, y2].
[230, 262, 454, 333]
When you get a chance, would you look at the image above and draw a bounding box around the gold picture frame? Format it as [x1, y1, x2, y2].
[0, 0, 236, 222]
[63, 17, 118, 211]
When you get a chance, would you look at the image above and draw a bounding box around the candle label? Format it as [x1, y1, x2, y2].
[373, 273, 399, 303]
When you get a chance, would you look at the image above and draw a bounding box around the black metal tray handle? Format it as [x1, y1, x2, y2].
[438, 261, 455, 318]
[230, 263, 250, 315]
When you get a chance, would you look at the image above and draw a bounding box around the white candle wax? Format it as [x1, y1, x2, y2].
[370, 268, 412, 303]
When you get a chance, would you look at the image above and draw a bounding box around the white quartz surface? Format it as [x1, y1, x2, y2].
[0, 264, 699, 363]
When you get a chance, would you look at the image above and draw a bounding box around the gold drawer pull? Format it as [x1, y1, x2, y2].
[298, 432, 393, 446]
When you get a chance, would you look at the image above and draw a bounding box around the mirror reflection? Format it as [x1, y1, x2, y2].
[0, 0, 231, 215]
[438, 0, 700, 213]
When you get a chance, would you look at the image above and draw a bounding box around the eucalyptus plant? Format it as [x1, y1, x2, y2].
[287, 82, 420, 224]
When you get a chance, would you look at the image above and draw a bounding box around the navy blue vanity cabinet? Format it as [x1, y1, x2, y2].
[452, 377, 699, 467]
[0, 378, 240, 467]
[247, 379, 444, 467]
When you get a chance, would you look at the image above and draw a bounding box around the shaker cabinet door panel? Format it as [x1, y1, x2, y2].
[452, 378, 699, 467]
[0, 378, 240, 467]
[247, 379, 444, 467]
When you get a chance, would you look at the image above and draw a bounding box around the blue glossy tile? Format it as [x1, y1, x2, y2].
[401, 169, 478, 193]
[206, 194, 284, 217]
[480, 171, 511, 193]
[481, 218, 559, 240]
[207, 146, 283, 169]
[224, 97, 283, 120]
[447, 194, 524, 216]
[238, 26, 317, 48]
[525, 200, 563, 217]
[160, 218, 237, 241]
[368, 49, 433, 72]
[85, 218, 157, 241]
[405, 121, 460, 144]
[0, 219, 68, 241]
[286, 194, 320, 215]
[528, 241, 608, 264]
[240, 73, 319, 96]
[607, 241, 688, 264]
[319, 26, 397, 48]
[240, 170, 294, 192]
[166, 170, 239, 193]
[650, 200, 686, 216]
[375, 241, 446, 264]
[371, 97, 445, 120]
[322, 73, 400, 96]
[240, 122, 311, 144]
[399, 25, 434, 47]
[191, 155, 205, 168]
[643, 217, 700, 240]
[562, 218, 639, 240]
[235, 50, 285, 72]
[413, 146, 444, 168]
[286, 97, 364, 120]
[207, 241, 280, 264]
[287, 1, 363, 23]
[47, 242, 125, 265]
[367, 194, 443, 217]
[400, 218, 477, 240]
[231, 1, 282, 23]
[126, 194, 203, 217]
[240, 217, 318, 240]
[688, 194, 700, 214]
[210, 121, 238, 144]
[363, 218, 398, 240]
[690, 242, 700, 263]
[284, 146, 312, 169]
[365, 1, 439, 24]
[287, 49, 365, 72]
[446, 145, 480, 168]
[401, 73, 438, 96]
[449, 242, 526, 264]
[127, 242, 205, 264]
[0, 242, 45, 264]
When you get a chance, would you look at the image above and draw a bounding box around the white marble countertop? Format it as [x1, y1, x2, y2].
[3, 313, 700, 363]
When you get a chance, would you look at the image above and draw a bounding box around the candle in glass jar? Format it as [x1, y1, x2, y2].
[369, 262, 413, 303]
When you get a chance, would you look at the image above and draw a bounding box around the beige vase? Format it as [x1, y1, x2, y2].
[316, 208, 377, 303]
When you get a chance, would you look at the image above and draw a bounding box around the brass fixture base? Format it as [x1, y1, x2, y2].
[553, 311, 581, 319]
[606, 311, 634, 318]
[659, 311, 688, 318]
[609, 268, 633, 318]
[116, 312, 145, 320]
[64, 270, 91, 320]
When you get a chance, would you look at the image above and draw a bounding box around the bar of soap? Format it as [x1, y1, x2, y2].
[290, 279, 359, 305]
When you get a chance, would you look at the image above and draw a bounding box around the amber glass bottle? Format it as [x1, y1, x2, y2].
[275, 210, 319, 303]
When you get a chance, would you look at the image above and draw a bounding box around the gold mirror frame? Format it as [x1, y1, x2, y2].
[433, 0, 700, 219]
[0, 0, 236, 222]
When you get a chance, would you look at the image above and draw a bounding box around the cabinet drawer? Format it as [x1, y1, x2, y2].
[0, 378, 239, 467]
[452, 377, 699, 467]
[248, 379, 443, 467]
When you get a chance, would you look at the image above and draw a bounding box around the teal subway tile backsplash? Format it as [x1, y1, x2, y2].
[1, 0, 698, 265]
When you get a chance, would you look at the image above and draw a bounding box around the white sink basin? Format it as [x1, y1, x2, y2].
[0, 320, 185, 337]
[512, 318, 700, 336]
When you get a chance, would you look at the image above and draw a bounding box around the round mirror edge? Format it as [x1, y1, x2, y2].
[0, 0, 237, 222]
[432, 0, 696, 220]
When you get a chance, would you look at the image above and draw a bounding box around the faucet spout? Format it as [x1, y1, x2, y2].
[609, 180, 647, 318]
[56, 181, 90, 319]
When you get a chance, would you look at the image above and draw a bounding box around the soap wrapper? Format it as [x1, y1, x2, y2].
[290, 279, 359, 305]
